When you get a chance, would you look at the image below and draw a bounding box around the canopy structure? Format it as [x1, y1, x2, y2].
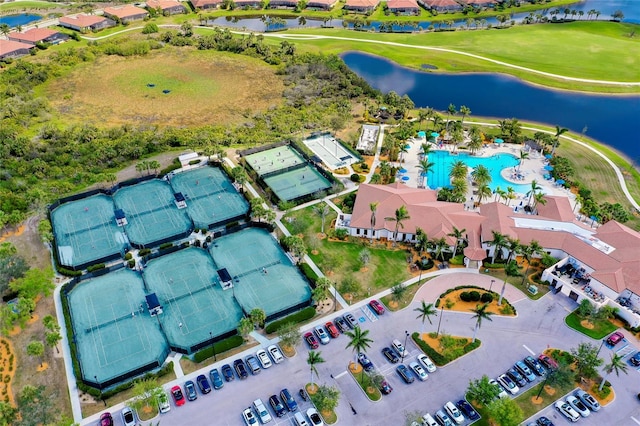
[217, 268, 233, 290]
[145, 293, 163, 317]
[495, 138, 504, 144]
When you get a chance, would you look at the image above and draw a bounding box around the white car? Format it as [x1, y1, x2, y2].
[497, 373, 519, 395]
[574, 389, 600, 412]
[267, 344, 284, 364]
[243, 407, 258, 426]
[409, 361, 428, 381]
[158, 391, 171, 413]
[489, 379, 508, 399]
[555, 401, 580, 423]
[256, 349, 273, 369]
[417, 354, 437, 373]
[566, 395, 590, 417]
[121, 407, 136, 426]
[444, 401, 464, 425]
[253, 399, 273, 424]
[421, 413, 438, 426]
[392, 339, 409, 358]
[306, 407, 324, 426]
[314, 325, 330, 345]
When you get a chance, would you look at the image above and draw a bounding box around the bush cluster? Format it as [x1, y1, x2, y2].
[192, 336, 243, 363]
[265, 306, 316, 334]
[411, 332, 481, 366]
[86, 263, 105, 272]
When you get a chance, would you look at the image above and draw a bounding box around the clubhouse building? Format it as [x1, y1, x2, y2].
[336, 183, 640, 327]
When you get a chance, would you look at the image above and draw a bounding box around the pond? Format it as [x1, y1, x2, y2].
[0, 13, 41, 28]
[342, 52, 640, 165]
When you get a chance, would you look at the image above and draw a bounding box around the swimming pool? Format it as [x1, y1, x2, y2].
[426, 151, 528, 193]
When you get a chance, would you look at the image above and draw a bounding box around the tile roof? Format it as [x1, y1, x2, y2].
[190, 0, 223, 6]
[59, 14, 107, 28]
[422, 0, 460, 7]
[8, 28, 59, 43]
[0, 39, 33, 56]
[103, 4, 149, 19]
[345, 0, 379, 7]
[146, 0, 184, 9]
[387, 0, 419, 8]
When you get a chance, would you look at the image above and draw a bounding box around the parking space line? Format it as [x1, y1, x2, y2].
[522, 344, 536, 356]
[334, 371, 348, 379]
[631, 416, 640, 425]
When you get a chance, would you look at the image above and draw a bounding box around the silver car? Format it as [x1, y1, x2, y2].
[314, 325, 330, 345]
[566, 395, 590, 417]
[574, 389, 600, 412]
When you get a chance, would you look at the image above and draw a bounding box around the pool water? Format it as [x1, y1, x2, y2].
[426, 150, 528, 193]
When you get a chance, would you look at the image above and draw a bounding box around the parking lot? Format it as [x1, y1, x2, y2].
[84, 273, 640, 426]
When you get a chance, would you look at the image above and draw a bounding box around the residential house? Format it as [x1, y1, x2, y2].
[190, 0, 223, 9]
[305, 0, 337, 9]
[418, 0, 462, 12]
[7, 28, 69, 45]
[387, 0, 421, 15]
[462, 0, 496, 7]
[270, 0, 299, 8]
[0, 40, 33, 60]
[59, 14, 117, 32]
[336, 183, 640, 327]
[233, 0, 263, 8]
[103, 5, 150, 23]
[344, 0, 379, 13]
[146, 0, 187, 15]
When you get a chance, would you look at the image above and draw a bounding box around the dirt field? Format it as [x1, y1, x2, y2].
[46, 48, 285, 127]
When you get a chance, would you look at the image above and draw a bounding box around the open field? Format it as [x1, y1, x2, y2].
[0, 1, 59, 12]
[45, 48, 284, 127]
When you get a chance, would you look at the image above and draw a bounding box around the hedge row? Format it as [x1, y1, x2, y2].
[265, 306, 316, 334]
[299, 263, 318, 285]
[58, 267, 82, 277]
[87, 263, 105, 272]
[192, 335, 243, 363]
[411, 332, 481, 366]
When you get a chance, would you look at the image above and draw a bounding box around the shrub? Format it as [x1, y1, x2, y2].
[159, 242, 173, 250]
[142, 22, 159, 34]
[265, 306, 316, 334]
[139, 248, 152, 256]
[505, 260, 520, 276]
[225, 221, 239, 229]
[500, 304, 515, 315]
[350, 173, 361, 182]
[58, 267, 82, 277]
[419, 258, 434, 270]
[188, 159, 201, 165]
[412, 333, 447, 366]
[205, 236, 212, 242]
[469, 291, 481, 302]
[299, 263, 318, 284]
[124, 252, 133, 260]
[192, 336, 243, 363]
[445, 298, 455, 309]
[459, 291, 471, 302]
[87, 263, 105, 272]
[128, 259, 136, 268]
[480, 292, 494, 303]
[334, 228, 348, 240]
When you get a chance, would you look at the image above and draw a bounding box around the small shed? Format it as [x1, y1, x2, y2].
[115, 209, 128, 227]
[145, 293, 163, 316]
[174, 192, 187, 209]
[217, 268, 233, 290]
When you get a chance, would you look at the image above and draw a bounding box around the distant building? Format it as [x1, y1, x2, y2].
[356, 125, 380, 154]
[59, 14, 117, 32]
[418, 0, 462, 12]
[270, 0, 299, 8]
[7, 28, 68, 45]
[344, 0, 379, 13]
[190, 0, 224, 9]
[233, 0, 263, 8]
[0, 40, 33, 60]
[146, 0, 187, 15]
[103, 4, 150, 23]
[305, 0, 338, 9]
[387, 0, 420, 15]
[462, 0, 496, 7]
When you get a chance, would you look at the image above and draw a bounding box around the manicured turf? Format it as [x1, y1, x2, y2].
[0, 1, 59, 11]
[565, 311, 618, 339]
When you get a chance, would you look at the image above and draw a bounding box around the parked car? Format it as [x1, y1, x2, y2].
[304, 332, 319, 349]
[344, 313, 358, 329]
[196, 374, 211, 394]
[357, 352, 374, 372]
[245, 355, 262, 375]
[555, 400, 580, 423]
[566, 395, 590, 417]
[334, 317, 349, 333]
[267, 344, 284, 364]
[507, 368, 527, 387]
[171, 385, 185, 406]
[294, 412, 309, 426]
[269, 394, 287, 417]
[497, 373, 519, 395]
[396, 364, 415, 384]
[515, 361, 536, 382]
[538, 354, 558, 370]
[184, 380, 197, 401]
[379, 379, 393, 395]
[325, 321, 340, 338]
[256, 349, 273, 369]
[158, 391, 171, 413]
[121, 408, 135, 426]
[574, 389, 600, 412]
[222, 363, 235, 381]
[382, 347, 399, 363]
[242, 407, 258, 426]
[631, 351, 640, 366]
[421, 413, 438, 426]
[314, 325, 330, 345]
[280, 388, 298, 411]
[392, 339, 409, 358]
[524, 355, 546, 376]
[209, 368, 224, 389]
[234, 359, 249, 379]
[434, 409, 454, 426]
[606, 331, 625, 346]
[306, 407, 324, 426]
[369, 299, 385, 315]
[536, 416, 554, 426]
[444, 401, 465, 425]
[417, 354, 437, 373]
[456, 399, 480, 421]
[409, 361, 428, 381]
[489, 379, 508, 399]
[253, 398, 273, 424]
[99, 413, 114, 426]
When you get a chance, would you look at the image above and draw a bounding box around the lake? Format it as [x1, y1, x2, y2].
[342, 52, 640, 164]
[0, 13, 41, 28]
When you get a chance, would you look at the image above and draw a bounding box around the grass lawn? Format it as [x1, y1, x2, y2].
[306, 383, 338, 424]
[381, 278, 432, 311]
[515, 381, 577, 420]
[565, 311, 618, 339]
[481, 267, 549, 301]
[0, 1, 59, 11]
[349, 365, 382, 401]
[42, 47, 284, 127]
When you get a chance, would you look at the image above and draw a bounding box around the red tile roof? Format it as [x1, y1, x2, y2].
[8, 28, 59, 43]
[59, 14, 107, 28]
[345, 0, 379, 7]
[422, 0, 460, 8]
[387, 0, 419, 8]
[0, 40, 33, 57]
[190, 0, 223, 7]
[146, 0, 185, 10]
[103, 4, 148, 19]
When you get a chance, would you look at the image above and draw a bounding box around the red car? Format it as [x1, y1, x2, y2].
[99, 413, 113, 426]
[325, 321, 340, 338]
[304, 332, 319, 349]
[171, 385, 186, 406]
[538, 354, 558, 370]
[369, 300, 385, 315]
[606, 331, 625, 346]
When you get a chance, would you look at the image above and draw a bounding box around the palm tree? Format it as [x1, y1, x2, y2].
[471, 165, 491, 187]
[414, 301, 438, 334]
[494, 187, 506, 204]
[532, 192, 547, 214]
[518, 151, 529, 172]
[520, 240, 543, 285]
[345, 326, 373, 371]
[0, 24, 10, 37]
[506, 187, 516, 206]
[431, 237, 448, 261]
[419, 143, 433, 159]
[599, 353, 628, 391]
[459, 105, 471, 127]
[471, 303, 494, 343]
[369, 201, 378, 244]
[313, 202, 331, 235]
[385, 205, 410, 245]
[527, 180, 542, 208]
[417, 108, 429, 130]
[449, 160, 468, 181]
[487, 230, 508, 263]
[416, 159, 434, 188]
[446, 103, 457, 133]
[448, 226, 466, 258]
[307, 350, 325, 389]
[551, 125, 568, 156]
[476, 184, 492, 206]
[504, 237, 521, 264]
[415, 228, 430, 256]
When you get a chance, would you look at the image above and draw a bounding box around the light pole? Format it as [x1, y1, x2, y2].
[333, 284, 338, 312]
[436, 306, 444, 337]
[596, 339, 605, 357]
[498, 279, 507, 306]
[489, 279, 495, 293]
[401, 330, 409, 363]
[95, 375, 106, 407]
[210, 331, 217, 362]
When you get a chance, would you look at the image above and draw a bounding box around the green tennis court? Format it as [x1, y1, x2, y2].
[263, 165, 331, 202]
[169, 167, 249, 230]
[51, 194, 128, 269]
[113, 179, 193, 247]
[67, 269, 169, 386]
[245, 145, 306, 177]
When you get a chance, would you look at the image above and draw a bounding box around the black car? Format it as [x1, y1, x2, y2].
[334, 317, 349, 333]
[184, 380, 197, 401]
[269, 394, 286, 417]
[536, 416, 554, 426]
[357, 353, 374, 372]
[233, 359, 248, 380]
[456, 399, 480, 421]
[196, 374, 211, 394]
[507, 368, 527, 387]
[382, 347, 399, 363]
[209, 368, 224, 389]
[221, 364, 235, 382]
[524, 356, 546, 376]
